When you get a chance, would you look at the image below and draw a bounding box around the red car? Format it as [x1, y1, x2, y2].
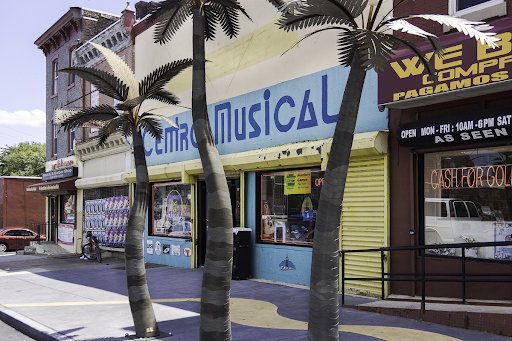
[0, 228, 46, 252]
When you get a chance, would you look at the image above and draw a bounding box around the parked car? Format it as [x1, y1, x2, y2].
[424, 198, 494, 257]
[0, 228, 46, 252]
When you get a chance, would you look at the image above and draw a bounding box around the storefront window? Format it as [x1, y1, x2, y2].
[424, 146, 512, 260]
[260, 169, 324, 245]
[152, 183, 192, 238]
[61, 194, 76, 224]
[83, 186, 129, 248]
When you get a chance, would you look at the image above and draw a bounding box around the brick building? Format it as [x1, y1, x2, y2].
[32, 7, 126, 248]
[1, 177, 45, 229]
[379, 0, 512, 300]
[73, 5, 135, 255]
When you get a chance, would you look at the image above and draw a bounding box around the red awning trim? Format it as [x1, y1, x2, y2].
[26, 178, 77, 196]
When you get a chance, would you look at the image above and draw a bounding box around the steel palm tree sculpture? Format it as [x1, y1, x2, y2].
[277, 0, 499, 340]
[147, 1, 284, 339]
[59, 42, 192, 338]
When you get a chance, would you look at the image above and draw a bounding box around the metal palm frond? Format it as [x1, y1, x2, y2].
[91, 43, 139, 100]
[278, 0, 306, 14]
[281, 26, 342, 55]
[337, 0, 369, 19]
[356, 30, 398, 71]
[139, 113, 164, 140]
[141, 107, 180, 128]
[424, 36, 444, 58]
[391, 35, 438, 80]
[139, 59, 193, 98]
[384, 14, 500, 48]
[212, 0, 250, 39]
[204, 3, 219, 41]
[116, 96, 147, 112]
[413, 14, 499, 48]
[148, 90, 180, 105]
[214, 0, 250, 17]
[386, 18, 437, 38]
[151, 0, 191, 44]
[337, 28, 357, 66]
[121, 120, 133, 138]
[278, 0, 362, 32]
[60, 105, 120, 130]
[59, 67, 129, 102]
[98, 115, 128, 146]
[266, 0, 287, 9]
[146, 0, 184, 26]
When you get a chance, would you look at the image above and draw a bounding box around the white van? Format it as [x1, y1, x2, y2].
[424, 198, 494, 257]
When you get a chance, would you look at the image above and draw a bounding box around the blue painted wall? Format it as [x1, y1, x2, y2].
[144, 214, 192, 268]
[143, 65, 385, 167]
[142, 64, 386, 283]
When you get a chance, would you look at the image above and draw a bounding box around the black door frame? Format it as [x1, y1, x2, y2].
[196, 177, 241, 267]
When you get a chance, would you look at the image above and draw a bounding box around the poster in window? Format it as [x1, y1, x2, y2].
[152, 183, 192, 237]
[284, 171, 311, 195]
[495, 222, 512, 260]
[171, 244, 181, 256]
[146, 240, 154, 255]
[63, 195, 75, 224]
[58, 223, 74, 245]
[163, 244, 170, 254]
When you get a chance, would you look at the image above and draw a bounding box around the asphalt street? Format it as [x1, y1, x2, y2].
[0, 318, 36, 341]
[0, 252, 510, 341]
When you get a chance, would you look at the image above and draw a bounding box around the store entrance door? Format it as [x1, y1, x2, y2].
[49, 197, 58, 243]
[197, 175, 240, 267]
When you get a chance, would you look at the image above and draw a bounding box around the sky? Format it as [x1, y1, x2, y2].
[0, 0, 132, 149]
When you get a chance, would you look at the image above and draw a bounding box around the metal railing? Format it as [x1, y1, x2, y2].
[341, 241, 512, 312]
[25, 222, 48, 242]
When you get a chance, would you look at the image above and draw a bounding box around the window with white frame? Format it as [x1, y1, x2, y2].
[68, 47, 76, 86]
[52, 60, 58, 95]
[91, 84, 99, 107]
[449, 0, 505, 17]
[53, 124, 58, 155]
[68, 128, 76, 152]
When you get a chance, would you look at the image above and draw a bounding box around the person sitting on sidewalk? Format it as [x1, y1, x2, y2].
[80, 231, 92, 260]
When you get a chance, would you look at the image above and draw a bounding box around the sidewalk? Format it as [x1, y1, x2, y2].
[0, 255, 510, 341]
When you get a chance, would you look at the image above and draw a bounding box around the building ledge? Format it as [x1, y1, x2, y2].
[122, 131, 388, 183]
[75, 172, 126, 189]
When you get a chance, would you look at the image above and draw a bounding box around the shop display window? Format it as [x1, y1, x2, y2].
[152, 183, 192, 238]
[83, 186, 129, 248]
[424, 146, 512, 260]
[61, 194, 76, 224]
[260, 169, 324, 245]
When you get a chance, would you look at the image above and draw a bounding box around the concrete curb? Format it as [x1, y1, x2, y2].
[0, 305, 75, 341]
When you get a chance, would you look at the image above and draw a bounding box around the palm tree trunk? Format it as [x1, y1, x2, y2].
[192, 7, 234, 341]
[307, 59, 367, 341]
[125, 126, 160, 338]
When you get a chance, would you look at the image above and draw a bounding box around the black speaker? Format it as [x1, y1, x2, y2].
[232, 229, 251, 280]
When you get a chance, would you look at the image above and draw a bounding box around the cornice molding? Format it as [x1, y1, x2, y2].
[35, 11, 82, 56]
[76, 20, 132, 68]
[76, 133, 131, 161]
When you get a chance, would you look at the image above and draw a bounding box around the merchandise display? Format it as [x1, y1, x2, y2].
[84, 196, 129, 248]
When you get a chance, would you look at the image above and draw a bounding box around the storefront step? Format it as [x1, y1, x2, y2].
[99, 247, 125, 260]
[348, 296, 512, 337]
[27, 241, 71, 257]
[385, 294, 512, 307]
